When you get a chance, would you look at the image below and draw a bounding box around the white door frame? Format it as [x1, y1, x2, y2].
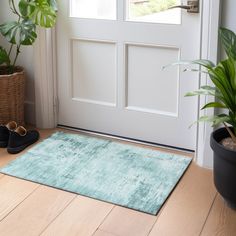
[34, 0, 221, 169]
[196, 0, 221, 168]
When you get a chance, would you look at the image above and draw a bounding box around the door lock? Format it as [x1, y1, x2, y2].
[168, 0, 199, 13]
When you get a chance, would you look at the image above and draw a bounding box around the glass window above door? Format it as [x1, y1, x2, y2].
[127, 0, 181, 24]
[70, 0, 117, 20]
[70, 0, 181, 24]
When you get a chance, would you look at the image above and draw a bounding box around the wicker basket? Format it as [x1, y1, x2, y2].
[0, 66, 25, 125]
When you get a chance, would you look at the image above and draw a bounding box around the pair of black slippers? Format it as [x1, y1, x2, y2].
[0, 121, 39, 154]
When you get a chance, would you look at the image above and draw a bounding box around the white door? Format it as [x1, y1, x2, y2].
[57, 0, 201, 150]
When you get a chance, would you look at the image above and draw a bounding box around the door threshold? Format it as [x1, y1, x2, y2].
[57, 124, 195, 155]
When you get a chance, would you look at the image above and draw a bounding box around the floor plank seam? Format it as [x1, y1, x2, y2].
[0, 182, 40, 223]
[198, 192, 218, 236]
[94, 229, 119, 236]
[147, 202, 168, 236]
[92, 205, 116, 236]
[38, 194, 78, 236]
[147, 164, 194, 235]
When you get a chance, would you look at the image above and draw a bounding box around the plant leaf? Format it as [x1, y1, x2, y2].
[185, 87, 219, 97]
[19, 0, 57, 28]
[47, 0, 58, 11]
[0, 46, 10, 65]
[198, 114, 230, 127]
[220, 58, 236, 91]
[219, 27, 236, 60]
[0, 20, 37, 45]
[208, 70, 235, 110]
[200, 85, 217, 91]
[201, 102, 226, 110]
[191, 59, 216, 68]
[164, 59, 215, 70]
[183, 68, 208, 74]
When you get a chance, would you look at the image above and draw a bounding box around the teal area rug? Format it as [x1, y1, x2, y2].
[0, 132, 191, 215]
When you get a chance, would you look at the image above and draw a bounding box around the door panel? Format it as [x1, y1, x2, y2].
[71, 39, 117, 106]
[126, 44, 179, 116]
[57, 0, 200, 150]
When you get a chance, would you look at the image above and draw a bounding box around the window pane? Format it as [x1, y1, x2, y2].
[70, 0, 116, 20]
[127, 0, 181, 24]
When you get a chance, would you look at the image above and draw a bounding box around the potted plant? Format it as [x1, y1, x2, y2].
[171, 27, 236, 209]
[0, 0, 58, 125]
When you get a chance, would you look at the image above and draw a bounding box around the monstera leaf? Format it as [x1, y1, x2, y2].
[0, 47, 10, 66]
[0, 20, 37, 45]
[19, 0, 57, 28]
[47, 0, 58, 11]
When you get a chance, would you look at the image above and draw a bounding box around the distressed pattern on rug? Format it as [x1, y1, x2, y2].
[0, 132, 191, 215]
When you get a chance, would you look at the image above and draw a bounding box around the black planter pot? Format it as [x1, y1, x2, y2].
[210, 127, 236, 209]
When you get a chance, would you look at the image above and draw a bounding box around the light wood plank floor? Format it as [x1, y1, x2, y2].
[0, 128, 235, 236]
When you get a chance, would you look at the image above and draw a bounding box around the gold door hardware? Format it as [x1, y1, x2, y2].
[168, 0, 199, 13]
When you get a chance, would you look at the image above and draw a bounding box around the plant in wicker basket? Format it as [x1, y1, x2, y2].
[0, 0, 58, 125]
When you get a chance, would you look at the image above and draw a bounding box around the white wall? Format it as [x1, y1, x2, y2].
[0, 0, 35, 124]
[221, 0, 236, 32]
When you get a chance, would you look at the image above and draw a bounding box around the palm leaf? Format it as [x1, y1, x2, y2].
[220, 58, 236, 91]
[198, 114, 230, 127]
[185, 87, 219, 97]
[200, 85, 218, 91]
[201, 102, 226, 110]
[183, 68, 208, 74]
[208, 72, 234, 110]
[163, 59, 215, 70]
[219, 27, 236, 60]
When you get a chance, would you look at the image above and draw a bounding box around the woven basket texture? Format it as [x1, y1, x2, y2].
[0, 66, 25, 125]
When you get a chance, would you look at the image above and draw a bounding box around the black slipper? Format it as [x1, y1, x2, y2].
[7, 126, 40, 154]
[0, 121, 17, 148]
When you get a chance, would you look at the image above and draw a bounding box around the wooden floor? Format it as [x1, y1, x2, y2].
[0, 128, 235, 236]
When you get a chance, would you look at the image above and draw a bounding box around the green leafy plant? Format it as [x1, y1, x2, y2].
[168, 28, 236, 143]
[0, 0, 57, 73]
